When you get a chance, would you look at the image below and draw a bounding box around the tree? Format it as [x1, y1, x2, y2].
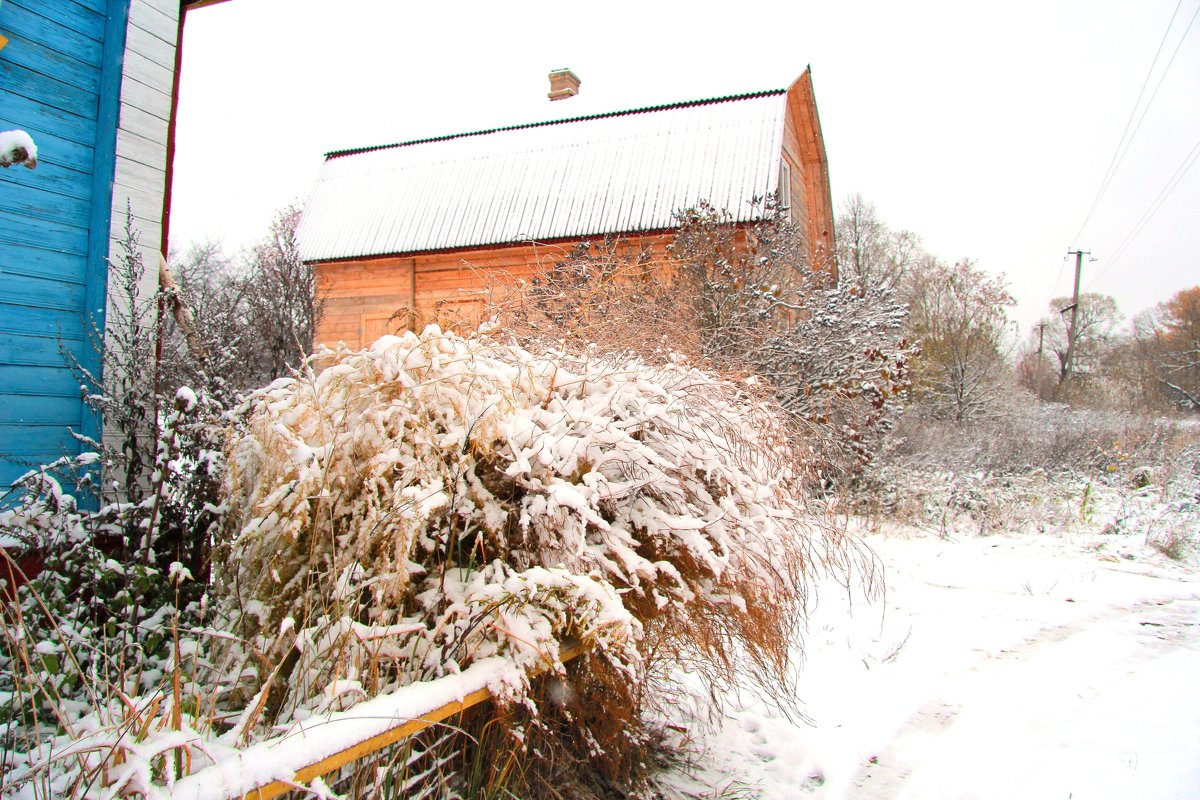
[493, 201, 917, 481]
[161, 204, 323, 396]
[1130, 286, 1200, 412]
[1037, 292, 1122, 401]
[241, 204, 322, 381]
[904, 258, 1015, 421]
[834, 192, 926, 291]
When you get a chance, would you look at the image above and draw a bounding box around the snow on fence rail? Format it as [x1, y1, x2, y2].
[169, 640, 583, 800]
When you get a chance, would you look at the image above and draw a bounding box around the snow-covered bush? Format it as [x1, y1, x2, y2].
[486, 204, 916, 487]
[210, 325, 851, 793]
[0, 467, 213, 799]
[857, 402, 1200, 548]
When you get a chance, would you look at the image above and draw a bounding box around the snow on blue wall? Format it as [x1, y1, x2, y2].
[0, 0, 130, 493]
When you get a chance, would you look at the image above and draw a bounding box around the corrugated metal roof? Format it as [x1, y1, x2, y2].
[298, 90, 789, 262]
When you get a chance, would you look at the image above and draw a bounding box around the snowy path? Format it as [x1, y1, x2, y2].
[662, 530, 1200, 799]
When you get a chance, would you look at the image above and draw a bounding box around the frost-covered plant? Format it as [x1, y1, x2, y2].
[211, 326, 855, 793]
[0, 468, 212, 799]
[487, 203, 916, 485]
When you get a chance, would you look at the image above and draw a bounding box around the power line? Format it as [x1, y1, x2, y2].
[1068, 0, 1187, 248]
[1049, 252, 1069, 301]
[1115, 2, 1200, 180]
[1085, 133, 1200, 291]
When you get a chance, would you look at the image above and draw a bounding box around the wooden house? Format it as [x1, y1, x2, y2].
[0, 0, 223, 493]
[299, 69, 835, 350]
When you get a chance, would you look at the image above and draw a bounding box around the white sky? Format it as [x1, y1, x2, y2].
[170, 0, 1200, 336]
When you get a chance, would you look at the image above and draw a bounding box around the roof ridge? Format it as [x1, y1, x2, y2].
[324, 88, 787, 160]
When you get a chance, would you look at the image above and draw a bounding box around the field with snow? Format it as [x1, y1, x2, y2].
[661, 524, 1200, 799]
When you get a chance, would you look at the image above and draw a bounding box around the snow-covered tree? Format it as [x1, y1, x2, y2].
[904, 258, 1015, 421]
[495, 203, 917, 482]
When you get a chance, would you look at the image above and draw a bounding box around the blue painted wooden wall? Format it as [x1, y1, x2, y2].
[0, 0, 130, 494]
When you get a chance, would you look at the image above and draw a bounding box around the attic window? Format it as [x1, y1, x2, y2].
[778, 160, 792, 210]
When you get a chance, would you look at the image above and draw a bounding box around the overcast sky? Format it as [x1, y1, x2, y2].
[170, 0, 1200, 336]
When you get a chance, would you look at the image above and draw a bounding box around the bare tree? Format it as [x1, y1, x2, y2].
[834, 193, 925, 291]
[904, 258, 1015, 421]
[1038, 292, 1122, 399]
[160, 205, 323, 396]
[241, 204, 323, 381]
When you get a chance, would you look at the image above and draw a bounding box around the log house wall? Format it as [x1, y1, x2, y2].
[316, 233, 673, 350]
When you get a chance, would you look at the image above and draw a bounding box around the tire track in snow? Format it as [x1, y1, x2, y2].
[848, 592, 1200, 799]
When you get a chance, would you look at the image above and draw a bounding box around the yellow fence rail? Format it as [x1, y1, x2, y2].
[184, 640, 583, 800]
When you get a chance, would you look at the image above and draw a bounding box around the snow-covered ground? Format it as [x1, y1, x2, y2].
[662, 527, 1200, 799]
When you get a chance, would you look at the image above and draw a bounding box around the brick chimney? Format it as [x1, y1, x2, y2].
[547, 69, 581, 101]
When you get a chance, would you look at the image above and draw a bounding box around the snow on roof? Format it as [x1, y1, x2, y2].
[298, 90, 788, 262]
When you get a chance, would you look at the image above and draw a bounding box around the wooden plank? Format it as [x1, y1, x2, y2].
[0, 88, 97, 147]
[78, 0, 131, 469]
[244, 640, 585, 800]
[0, 177, 92, 227]
[0, 271, 87, 313]
[0, 18, 102, 91]
[118, 72, 172, 122]
[0, 208, 89, 255]
[114, 125, 168, 170]
[109, 150, 165, 195]
[129, 0, 180, 43]
[0, 420, 80, 484]
[0, 365, 83, 399]
[0, 250, 89, 290]
[3, 0, 105, 44]
[110, 180, 167, 227]
[0, 58, 97, 119]
[66, 0, 108, 16]
[0, 146, 93, 199]
[0, 394, 83, 426]
[121, 48, 173, 97]
[124, 18, 176, 72]
[0, 304, 88, 341]
[0, 331, 87, 370]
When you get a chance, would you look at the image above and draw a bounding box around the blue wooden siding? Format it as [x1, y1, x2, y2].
[0, 0, 130, 492]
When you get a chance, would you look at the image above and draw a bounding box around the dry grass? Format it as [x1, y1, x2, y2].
[208, 328, 874, 797]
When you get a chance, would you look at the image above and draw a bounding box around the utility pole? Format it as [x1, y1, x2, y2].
[1037, 322, 1046, 355]
[1059, 249, 1088, 398]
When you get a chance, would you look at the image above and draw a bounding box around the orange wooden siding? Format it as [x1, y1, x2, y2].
[315, 234, 673, 349]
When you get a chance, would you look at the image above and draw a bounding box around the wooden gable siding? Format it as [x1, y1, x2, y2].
[783, 71, 834, 277]
[315, 233, 673, 350]
[0, 0, 130, 490]
[99, 0, 179, 468]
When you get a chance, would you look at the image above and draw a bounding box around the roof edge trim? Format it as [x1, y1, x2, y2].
[324, 88, 787, 160]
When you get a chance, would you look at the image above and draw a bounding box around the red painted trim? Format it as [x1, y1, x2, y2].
[161, 7, 188, 257]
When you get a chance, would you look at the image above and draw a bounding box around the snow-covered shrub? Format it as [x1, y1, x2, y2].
[485, 204, 916, 487]
[858, 402, 1200, 543]
[0, 468, 212, 799]
[879, 401, 1197, 480]
[211, 325, 847, 793]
